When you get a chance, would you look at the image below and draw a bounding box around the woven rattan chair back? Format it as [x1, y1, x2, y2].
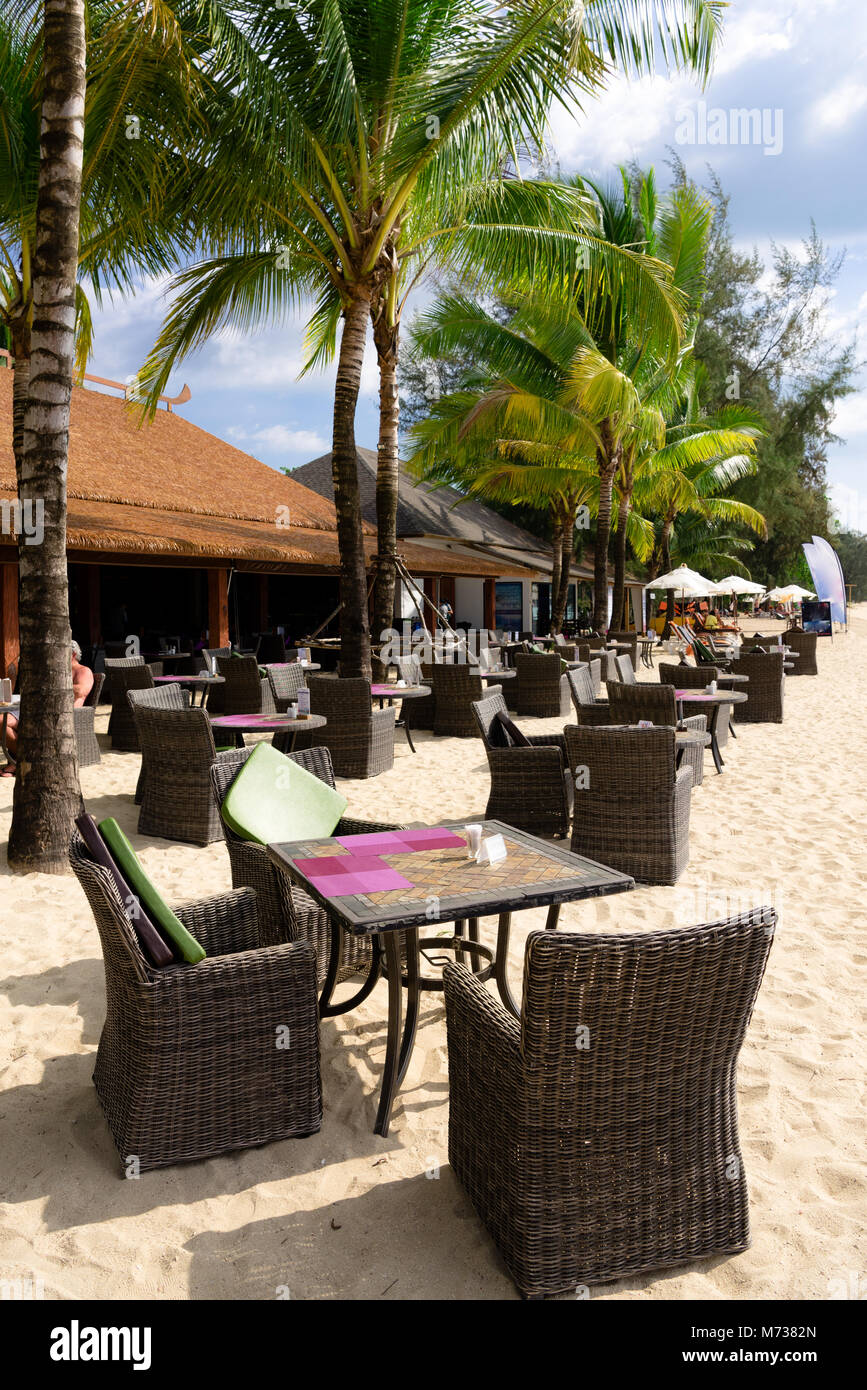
[266, 662, 306, 709]
[471, 692, 508, 746]
[217, 654, 266, 715]
[728, 650, 785, 722]
[606, 680, 678, 727]
[431, 664, 493, 737]
[514, 652, 570, 717]
[108, 664, 154, 750]
[566, 665, 596, 709]
[73, 672, 106, 766]
[566, 723, 677, 797]
[783, 626, 818, 675]
[614, 654, 636, 684]
[307, 675, 396, 777]
[659, 661, 718, 689]
[129, 690, 226, 844]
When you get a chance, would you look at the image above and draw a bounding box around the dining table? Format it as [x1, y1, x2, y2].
[210, 710, 327, 753]
[153, 673, 225, 707]
[674, 688, 748, 773]
[370, 684, 431, 754]
[267, 821, 634, 1136]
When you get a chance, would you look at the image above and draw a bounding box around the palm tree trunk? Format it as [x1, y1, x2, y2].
[371, 311, 399, 679]
[10, 310, 31, 469]
[8, 0, 86, 874]
[332, 285, 373, 679]
[548, 512, 564, 633]
[610, 488, 630, 632]
[592, 420, 619, 632]
[551, 503, 575, 633]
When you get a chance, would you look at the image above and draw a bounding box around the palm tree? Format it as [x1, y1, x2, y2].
[2, 0, 206, 870]
[6, 0, 86, 873]
[139, 0, 725, 677]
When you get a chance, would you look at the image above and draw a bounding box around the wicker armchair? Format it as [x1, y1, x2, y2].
[128, 685, 237, 845]
[70, 832, 321, 1173]
[265, 662, 306, 711]
[783, 626, 818, 675]
[210, 745, 403, 983]
[614, 653, 637, 684]
[443, 906, 775, 1297]
[566, 666, 614, 726]
[514, 652, 571, 718]
[606, 680, 707, 788]
[74, 672, 105, 767]
[104, 654, 145, 709]
[658, 661, 730, 751]
[431, 665, 502, 738]
[576, 646, 603, 692]
[216, 654, 276, 717]
[307, 675, 396, 778]
[471, 694, 571, 838]
[107, 663, 154, 751]
[728, 650, 785, 722]
[565, 724, 693, 884]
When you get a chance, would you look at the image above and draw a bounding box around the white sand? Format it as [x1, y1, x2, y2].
[1, 612, 865, 1300]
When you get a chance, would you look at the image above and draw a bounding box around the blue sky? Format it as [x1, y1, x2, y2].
[87, 0, 867, 530]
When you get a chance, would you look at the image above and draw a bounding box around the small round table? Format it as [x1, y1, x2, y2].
[638, 636, 656, 669]
[481, 669, 515, 682]
[153, 673, 225, 707]
[371, 685, 430, 754]
[674, 689, 748, 774]
[291, 661, 322, 673]
[210, 711, 327, 753]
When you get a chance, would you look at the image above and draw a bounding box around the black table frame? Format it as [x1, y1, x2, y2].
[268, 822, 634, 1136]
[676, 690, 748, 773]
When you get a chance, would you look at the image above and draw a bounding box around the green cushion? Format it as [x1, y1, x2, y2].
[221, 741, 347, 846]
[98, 818, 206, 964]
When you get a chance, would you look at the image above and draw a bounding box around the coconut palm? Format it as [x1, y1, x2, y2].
[138, 0, 725, 676]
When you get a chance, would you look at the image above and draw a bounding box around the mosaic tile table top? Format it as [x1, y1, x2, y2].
[268, 820, 634, 933]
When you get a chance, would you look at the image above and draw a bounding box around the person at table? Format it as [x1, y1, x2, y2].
[2, 641, 94, 775]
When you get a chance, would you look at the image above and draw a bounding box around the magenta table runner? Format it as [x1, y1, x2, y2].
[211, 713, 290, 729]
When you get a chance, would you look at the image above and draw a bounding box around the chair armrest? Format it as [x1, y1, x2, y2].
[527, 732, 566, 751]
[336, 816, 408, 834]
[576, 702, 614, 726]
[153, 938, 318, 1010]
[489, 744, 564, 775]
[675, 765, 693, 797]
[681, 713, 708, 733]
[443, 961, 523, 1065]
[175, 886, 260, 956]
[371, 705, 397, 731]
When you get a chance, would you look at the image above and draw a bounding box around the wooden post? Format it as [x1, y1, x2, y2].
[258, 574, 269, 631]
[82, 564, 100, 645]
[0, 562, 19, 679]
[208, 567, 229, 647]
[483, 577, 496, 632]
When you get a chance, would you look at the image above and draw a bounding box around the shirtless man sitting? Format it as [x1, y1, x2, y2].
[2, 641, 94, 774]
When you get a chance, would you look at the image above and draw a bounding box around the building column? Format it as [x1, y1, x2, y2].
[258, 574, 269, 631]
[0, 562, 19, 680]
[80, 564, 101, 646]
[483, 577, 496, 632]
[208, 567, 230, 648]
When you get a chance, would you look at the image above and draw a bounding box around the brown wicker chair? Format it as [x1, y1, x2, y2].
[74, 672, 105, 767]
[104, 654, 144, 708]
[69, 831, 321, 1173]
[210, 745, 403, 983]
[443, 905, 775, 1297]
[566, 665, 614, 726]
[431, 665, 502, 738]
[728, 650, 785, 722]
[216, 654, 276, 717]
[606, 680, 707, 787]
[565, 724, 693, 884]
[576, 646, 603, 692]
[107, 663, 154, 751]
[514, 652, 571, 718]
[307, 675, 395, 778]
[265, 662, 306, 711]
[783, 626, 818, 675]
[471, 694, 571, 838]
[128, 685, 238, 845]
[614, 653, 637, 684]
[607, 630, 639, 666]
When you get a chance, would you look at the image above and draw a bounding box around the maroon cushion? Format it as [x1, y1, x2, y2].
[75, 813, 176, 967]
[493, 709, 532, 748]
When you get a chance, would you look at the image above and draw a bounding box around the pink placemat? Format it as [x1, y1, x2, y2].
[335, 828, 466, 854]
[293, 854, 414, 897]
[371, 683, 408, 696]
[211, 713, 289, 728]
[674, 690, 717, 700]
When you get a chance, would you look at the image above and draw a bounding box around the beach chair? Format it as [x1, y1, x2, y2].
[471, 693, 571, 838]
[73, 672, 105, 767]
[443, 907, 775, 1297]
[70, 829, 321, 1172]
[128, 684, 238, 845]
[565, 724, 693, 883]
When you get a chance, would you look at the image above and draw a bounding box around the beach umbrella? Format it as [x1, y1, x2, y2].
[765, 584, 815, 602]
[644, 564, 717, 596]
[717, 575, 766, 594]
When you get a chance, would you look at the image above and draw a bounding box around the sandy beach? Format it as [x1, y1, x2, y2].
[1, 614, 865, 1301]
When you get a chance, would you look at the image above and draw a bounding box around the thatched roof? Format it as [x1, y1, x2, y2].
[0, 371, 521, 577]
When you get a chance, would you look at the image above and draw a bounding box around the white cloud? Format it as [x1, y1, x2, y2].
[229, 424, 328, 455]
[809, 81, 867, 132]
[831, 395, 867, 437]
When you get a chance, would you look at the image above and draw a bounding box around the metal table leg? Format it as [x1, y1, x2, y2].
[709, 705, 725, 774]
[319, 922, 382, 1017]
[494, 912, 520, 1019]
[375, 928, 420, 1136]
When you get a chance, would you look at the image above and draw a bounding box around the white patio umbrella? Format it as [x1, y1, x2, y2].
[765, 584, 815, 602]
[644, 564, 717, 596]
[717, 575, 766, 595]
